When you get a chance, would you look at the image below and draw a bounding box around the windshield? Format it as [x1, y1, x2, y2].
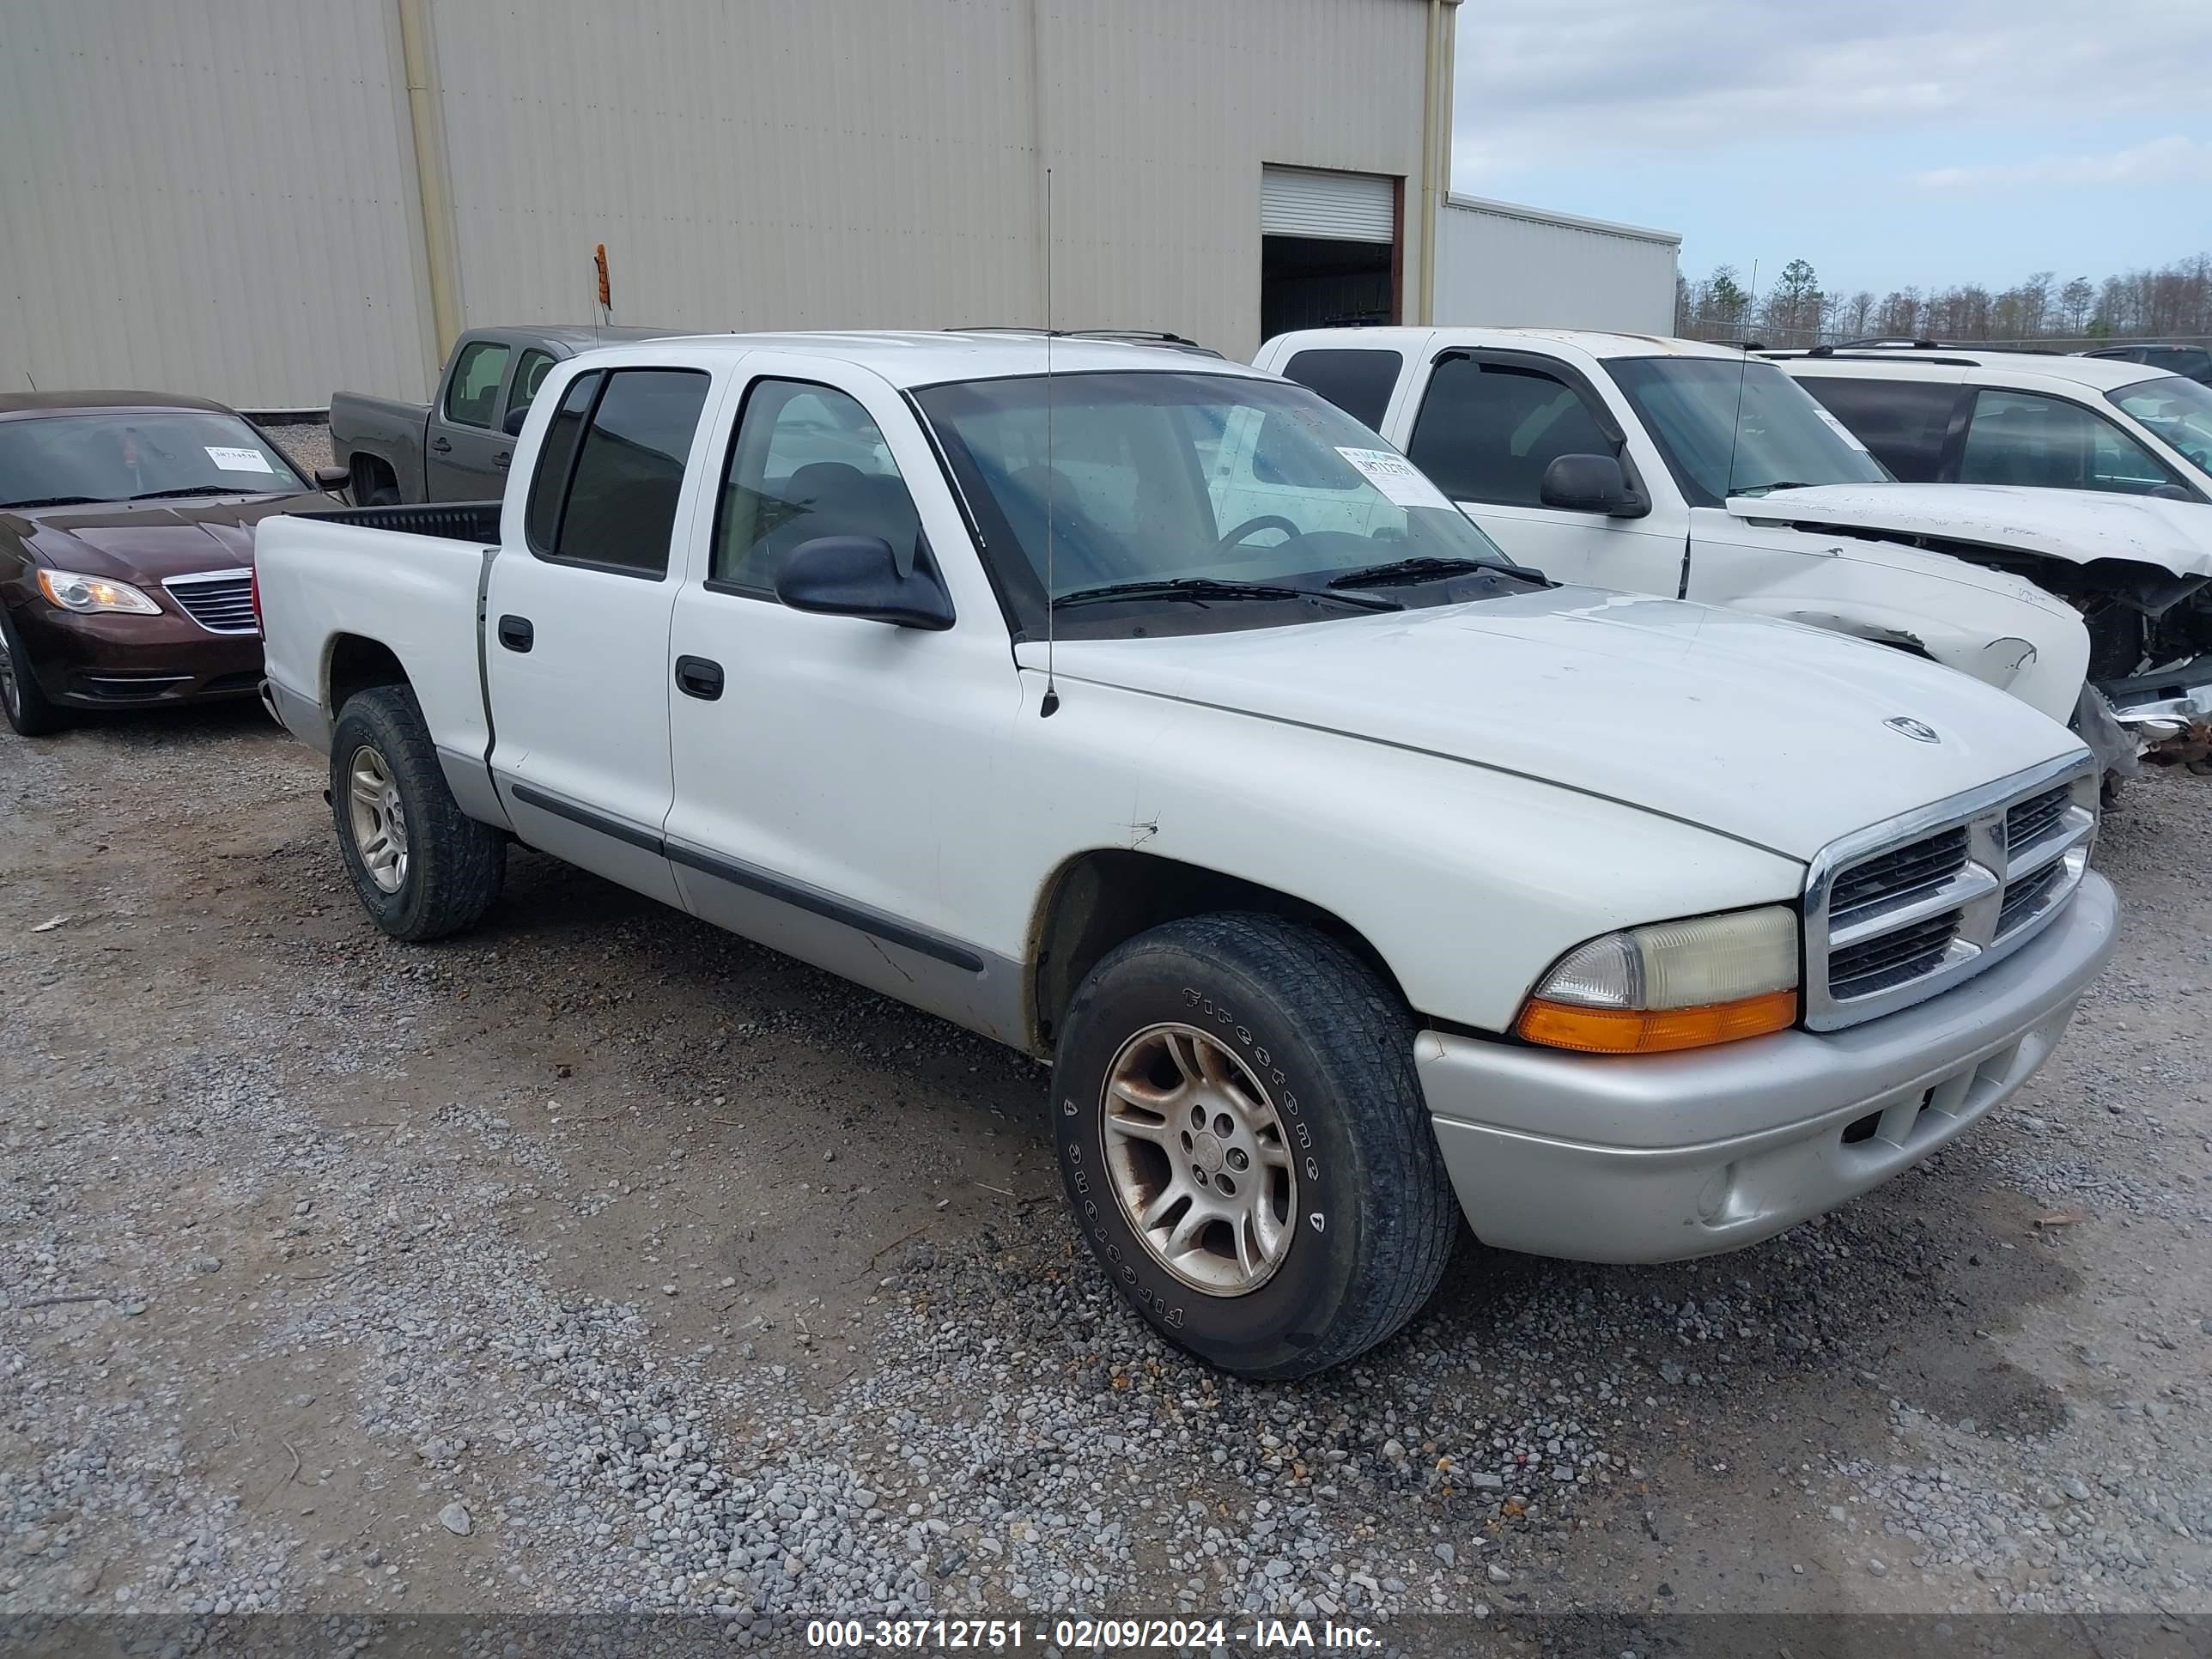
[0, 410, 309, 508]
[914, 371, 1522, 637]
[1606, 357, 1891, 507]
[2110, 375, 2212, 475]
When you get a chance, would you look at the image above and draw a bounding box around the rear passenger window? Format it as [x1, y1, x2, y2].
[508, 349, 558, 419]
[713, 380, 920, 594]
[1959, 388, 2179, 496]
[1407, 356, 1615, 507]
[1796, 376, 1961, 483]
[1280, 349, 1403, 431]
[443, 340, 512, 428]
[529, 368, 710, 577]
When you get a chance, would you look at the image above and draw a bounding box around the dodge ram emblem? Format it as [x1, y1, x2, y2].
[1884, 716, 1941, 744]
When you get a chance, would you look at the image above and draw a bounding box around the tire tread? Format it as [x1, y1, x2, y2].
[331, 684, 503, 940]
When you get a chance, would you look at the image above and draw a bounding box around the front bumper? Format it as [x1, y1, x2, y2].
[1415, 871, 2118, 1264]
[13, 599, 263, 708]
[2100, 659, 2212, 767]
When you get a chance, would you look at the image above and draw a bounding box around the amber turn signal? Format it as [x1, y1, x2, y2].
[1516, 988, 1800, 1054]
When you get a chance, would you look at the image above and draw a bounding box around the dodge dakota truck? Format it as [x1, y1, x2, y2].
[257, 331, 2118, 1377]
[329, 324, 672, 506]
[1255, 327, 2212, 774]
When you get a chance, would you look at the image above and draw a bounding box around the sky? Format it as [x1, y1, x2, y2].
[1449, 0, 2212, 300]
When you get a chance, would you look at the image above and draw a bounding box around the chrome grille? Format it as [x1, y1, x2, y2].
[162, 568, 258, 635]
[1803, 756, 2098, 1031]
[2005, 784, 2071, 853]
[1830, 825, 1968, 920]
[1828, 909, 1963, 999]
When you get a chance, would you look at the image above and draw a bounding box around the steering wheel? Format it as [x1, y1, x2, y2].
[1215, 514, 1303, 556]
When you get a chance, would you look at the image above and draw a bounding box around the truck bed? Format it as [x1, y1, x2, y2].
[300, 501, 502, 543]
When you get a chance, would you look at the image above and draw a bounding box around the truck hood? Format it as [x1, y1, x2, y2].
[1025, 586, 2082, 861]
[1724, 483, 2212, 580]
[15, 493, 329, 581]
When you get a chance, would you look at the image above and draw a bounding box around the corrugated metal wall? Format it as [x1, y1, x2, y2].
[0, 0, 437, 408]
[1, 0, 1435, 404]
[1435, 196, 1680, 335]
[428, 0, 1432, 364]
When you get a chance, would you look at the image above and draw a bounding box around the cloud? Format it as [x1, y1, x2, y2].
[1912, 135, 2212, 191]
[1452, 0, 2212, 181]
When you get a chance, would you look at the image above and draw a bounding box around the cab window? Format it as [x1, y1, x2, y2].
[1958, 388, 2180, 495]
[713, 380, 921, 595]
[526, 368, 711, 576]
[443, 340, 512, 428]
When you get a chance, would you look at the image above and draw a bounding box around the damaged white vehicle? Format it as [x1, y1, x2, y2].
[1256, 328, 2212, 773]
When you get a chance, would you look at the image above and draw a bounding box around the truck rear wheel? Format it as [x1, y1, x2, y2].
[330, 684, 504, 940]
[1050, 913, 1458, 1378]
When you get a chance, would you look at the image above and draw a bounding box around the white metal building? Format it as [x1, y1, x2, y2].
[1, 1, 1679, 410]
[1434, 193, 1683, 336]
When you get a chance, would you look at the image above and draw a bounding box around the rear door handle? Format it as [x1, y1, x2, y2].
[430, 435, 453, 453]
[494, 452, 510, 469]
[497, 614, 534, 653]
[675, 655, 724, 701]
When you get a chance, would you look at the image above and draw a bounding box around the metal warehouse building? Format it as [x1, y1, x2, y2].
[0, 0, 1676, 410]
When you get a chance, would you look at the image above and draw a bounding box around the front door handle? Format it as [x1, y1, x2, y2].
[497, 614, 534, 653]
[430, 435, 453, 454]
[494, 452, 510, 469]
[675, 655, 724, 701]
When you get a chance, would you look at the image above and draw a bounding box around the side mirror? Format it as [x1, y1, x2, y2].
[313, 465, 349, 493]
[775, 535, 955, 630]
[2149, 483, 2193, 502]
[502, 404, 531, 436]
[1540, 453, 1638, 516]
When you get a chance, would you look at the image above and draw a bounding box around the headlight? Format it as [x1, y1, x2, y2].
[38, 568, 161, 616]
[1516, 905, 1800, 1054]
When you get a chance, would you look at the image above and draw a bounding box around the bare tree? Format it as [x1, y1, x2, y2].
[1674, 252, 2209, 346]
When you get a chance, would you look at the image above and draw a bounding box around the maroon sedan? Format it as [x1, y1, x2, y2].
[0, 391, 343, 735]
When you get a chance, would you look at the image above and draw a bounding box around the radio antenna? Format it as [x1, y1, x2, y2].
[1721, 259, 1759, 500]
[1039, 165, 1060, 718]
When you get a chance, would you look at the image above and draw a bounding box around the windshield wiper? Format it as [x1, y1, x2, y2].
[0, 495, 103, 510]
[1053, 578, 1398, 612]
[129, 484, 255, 501]
[1728, 481, 1816, 499]
[1326, 554, 1548, 590]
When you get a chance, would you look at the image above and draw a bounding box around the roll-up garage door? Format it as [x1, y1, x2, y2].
[1261, 167, 1395, 243]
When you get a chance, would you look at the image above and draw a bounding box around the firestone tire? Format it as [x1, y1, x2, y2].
[329, 684, 505, 941]
[1049, 912, 1460, 1379]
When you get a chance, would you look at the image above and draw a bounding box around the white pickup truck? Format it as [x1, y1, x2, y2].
[256, 331, 2118, 1378]
[1255, 327, 2212, 772]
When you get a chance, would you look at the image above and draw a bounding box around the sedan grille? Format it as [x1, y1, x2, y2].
[162, 569, 258, 635]
[1804, 759, 2097, 1031]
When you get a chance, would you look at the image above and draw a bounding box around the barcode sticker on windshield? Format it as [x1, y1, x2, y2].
[1335, 447, 1453, 510]
[205, 446, 276, 473]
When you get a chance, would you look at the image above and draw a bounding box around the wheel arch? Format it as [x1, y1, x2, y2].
[323, 632, 412, 721]
[1024, 848, 1410, 1054]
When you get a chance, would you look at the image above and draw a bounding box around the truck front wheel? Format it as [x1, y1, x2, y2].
[1050, 913, 1459, 1378]
[329, 685, 505, 940]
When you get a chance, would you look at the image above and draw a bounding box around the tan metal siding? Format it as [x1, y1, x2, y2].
[0, 0, 434, 407]
[1436, 198, 1682, 335]
[423, 0, 1431, 360]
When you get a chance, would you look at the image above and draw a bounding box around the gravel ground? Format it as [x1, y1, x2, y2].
[1, 708, 2208, 1654]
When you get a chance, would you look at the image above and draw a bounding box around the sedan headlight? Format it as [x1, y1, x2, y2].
[38, 568, 161, 616]
[1516, 905, 1800, 1054]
